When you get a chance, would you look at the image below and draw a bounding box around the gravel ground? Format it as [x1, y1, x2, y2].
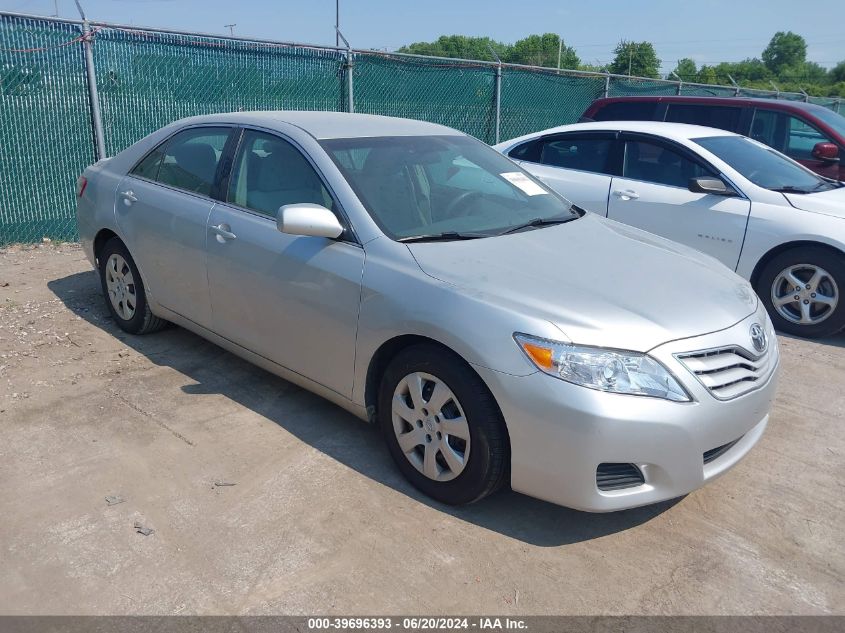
[0, 242, 843, 615]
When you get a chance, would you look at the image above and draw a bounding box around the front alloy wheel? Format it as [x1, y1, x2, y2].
[771, 263, 838, 326]
[757, 246, 845, 339]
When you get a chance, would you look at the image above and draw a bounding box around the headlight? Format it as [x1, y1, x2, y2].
[514, 333, 690, 402]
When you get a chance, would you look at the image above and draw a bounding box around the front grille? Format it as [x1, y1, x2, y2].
[703, 437, 742, 464]
[676, 344, 775, 400]
[596, 463, 645, 491]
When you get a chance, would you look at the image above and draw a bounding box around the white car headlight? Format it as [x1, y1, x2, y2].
[514, 333, 690, 402]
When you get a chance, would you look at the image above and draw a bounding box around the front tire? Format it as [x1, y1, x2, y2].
[98, 238, 167, 335]
[378, 343, 509, 505]
[756, 246, 845, 338]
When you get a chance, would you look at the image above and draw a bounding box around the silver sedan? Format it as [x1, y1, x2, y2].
[76, 112, 779, 511]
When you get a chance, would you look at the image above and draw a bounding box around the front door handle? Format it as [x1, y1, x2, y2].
[211, 223, 237, 242]
[613, 189, 639, 200]
[119, 190, 137, 206]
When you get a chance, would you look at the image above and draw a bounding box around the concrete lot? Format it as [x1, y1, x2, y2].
[0, 242, 843, 615]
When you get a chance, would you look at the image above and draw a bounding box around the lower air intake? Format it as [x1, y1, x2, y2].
[596, 463, 645, 491]
[703, 437, 742, 464]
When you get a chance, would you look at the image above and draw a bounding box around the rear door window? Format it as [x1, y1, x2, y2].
[665, 104, 742, 132]
[538, 134, 615, 174]
[592, 101, 658, 122]
[155, 127, 231, 197]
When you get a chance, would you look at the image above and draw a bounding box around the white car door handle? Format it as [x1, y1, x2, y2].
[119, 190, 137, 205]
[211, 223, 237, 241]
[613, 189, 639, 200]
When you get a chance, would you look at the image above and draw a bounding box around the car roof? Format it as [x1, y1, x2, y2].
[499, 120, 740, 146]
[589, 94, 833, 115]
[171, 111, 463, 140]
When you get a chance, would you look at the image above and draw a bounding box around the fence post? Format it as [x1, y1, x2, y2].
[336, 28, 354, 113]
[74, 1, 106, 159]
[604, 71, 610, 98]
[494, 62, 502, 144]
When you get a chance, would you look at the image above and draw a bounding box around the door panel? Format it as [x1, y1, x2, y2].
[205, 205, 364, 397]
[517, 162, 611, 215]
[115, 175, 214, 326]
[607, 177, 750, 268]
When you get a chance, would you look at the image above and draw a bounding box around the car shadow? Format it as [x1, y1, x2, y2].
[49, 270, 681, 547]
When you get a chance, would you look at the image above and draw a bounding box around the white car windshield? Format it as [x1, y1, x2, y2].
[693, 135, 840, 194]
[321, 135, 578, 240]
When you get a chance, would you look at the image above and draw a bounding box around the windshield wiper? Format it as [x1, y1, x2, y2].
[771, 186, 812, 194]
[498, 215, 577, 236]
[397, 231, 490, 243]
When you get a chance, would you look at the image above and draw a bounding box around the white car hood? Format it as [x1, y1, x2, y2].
[783, 186, 845, 219]
[408, 213, 758, 352]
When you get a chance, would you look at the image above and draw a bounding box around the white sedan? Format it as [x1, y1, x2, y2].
[495, 121, 845, 338]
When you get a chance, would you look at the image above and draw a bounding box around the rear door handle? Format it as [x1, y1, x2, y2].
[119, 190, 137, 205]
[613, 189, 639, 200]
[211, 223, 237, 241]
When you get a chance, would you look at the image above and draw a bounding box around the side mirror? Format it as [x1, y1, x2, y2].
[688, 176, 737, 196]
[276, 204, 344, 239]
[812, 141, 840, 162]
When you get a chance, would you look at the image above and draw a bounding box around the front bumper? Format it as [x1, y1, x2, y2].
[477, 307, 779, 512]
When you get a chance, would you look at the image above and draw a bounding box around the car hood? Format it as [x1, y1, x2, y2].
[407, 213, 757, 352]
[783, 186, 845, 219]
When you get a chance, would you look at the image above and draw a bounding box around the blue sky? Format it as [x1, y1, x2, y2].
[4, 0, 844, 73]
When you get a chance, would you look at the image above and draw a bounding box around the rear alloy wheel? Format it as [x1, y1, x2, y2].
[98, 238, 168, 335]
[379, 344, 509, 505]
[757, 247, 845, 338]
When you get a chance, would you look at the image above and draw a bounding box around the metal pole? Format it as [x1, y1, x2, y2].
[800, 89, 809, 103]
[336, 28, 353, 113]
[494, 63, 502, 144]
[488, 45, 502, 144]
[74, 1, 106, 160]
[727, 74, 740, 97]
[604, 71, 610, 98]
[335, 0, 339, 48]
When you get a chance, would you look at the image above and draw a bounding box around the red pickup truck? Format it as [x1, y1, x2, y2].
[582, 96, 845, 181]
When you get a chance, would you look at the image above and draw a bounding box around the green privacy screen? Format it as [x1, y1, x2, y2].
[0, 13, 842, 244]
[0, 15, 94, 244]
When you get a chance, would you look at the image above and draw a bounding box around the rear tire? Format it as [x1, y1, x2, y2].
[756, 246, 845, 339]
[98, 238, 168, 335]
[378, 343, 509, 505]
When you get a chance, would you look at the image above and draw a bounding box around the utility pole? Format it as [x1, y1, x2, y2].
[224, 23, 236, 37]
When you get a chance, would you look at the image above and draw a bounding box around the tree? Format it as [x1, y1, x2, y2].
[828, 61, 845, 84]
[505, 34, 579, 69]
[762, 31, 807, 75]
[397, 35, 506, 62]
[671, 58, 697, 81]
[608, 41, 660, 78]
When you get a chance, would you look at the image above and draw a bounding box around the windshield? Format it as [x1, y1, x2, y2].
[812, 107, 845, 139]
[693, 135, 838, 193]
[320, 135, 577, 240]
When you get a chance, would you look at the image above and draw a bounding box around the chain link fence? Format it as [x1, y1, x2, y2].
[1, 11, 843, 245]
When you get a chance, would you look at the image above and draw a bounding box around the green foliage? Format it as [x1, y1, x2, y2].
[505, 34, 580, 69]
[672, 58, 698, 81]
[762, 31, 807, 75]
[397, 35, 507, 62]
[607, 41, 661, 79]
[395, 31, 844, 98]
[397, 33, 579, 69]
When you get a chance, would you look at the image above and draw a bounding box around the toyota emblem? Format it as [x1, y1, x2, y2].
[750, 323, 767, 354]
